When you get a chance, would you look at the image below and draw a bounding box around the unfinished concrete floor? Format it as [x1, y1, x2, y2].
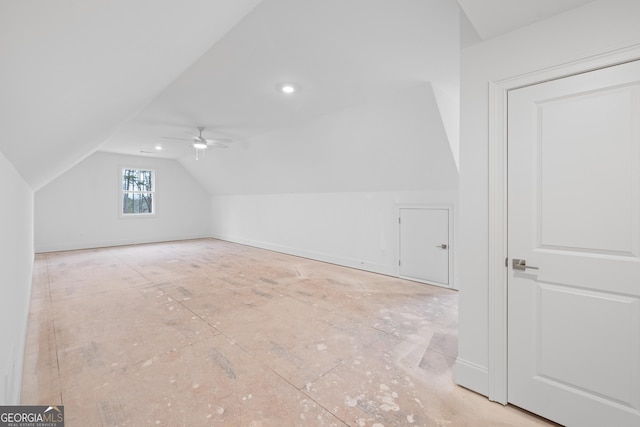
[21, 238, 556, 426]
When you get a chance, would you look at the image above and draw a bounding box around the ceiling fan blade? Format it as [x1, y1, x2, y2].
[162, 128, 234, 150]
[162, 136, 192, 141]
[205, 138, 232, 144]
[208, 142, 229, 148]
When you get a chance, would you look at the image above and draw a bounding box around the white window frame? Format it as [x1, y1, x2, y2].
[120, 166, 156, 218]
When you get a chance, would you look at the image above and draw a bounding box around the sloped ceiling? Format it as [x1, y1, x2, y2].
[457, 0, 596, 41]
[101, 0, 461, 167]
[181, 83, 458, 195]
[0, 0, 261, 190]
[1, 0, 598, 192]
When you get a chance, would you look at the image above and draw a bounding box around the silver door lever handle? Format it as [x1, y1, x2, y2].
[436, 244, 448, 249]
[512, 258, 538, 271]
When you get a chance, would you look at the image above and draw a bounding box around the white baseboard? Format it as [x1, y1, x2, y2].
[35, 233, 211, 253]
[454, 358, 489, 397]
[211, 233, 397, 277]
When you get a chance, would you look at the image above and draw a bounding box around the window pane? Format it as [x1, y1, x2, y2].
[122, 169, 153, 192]
[122, 169, 136, 191]
[123, 193, 153, 214]
[138, 170, 153, 192]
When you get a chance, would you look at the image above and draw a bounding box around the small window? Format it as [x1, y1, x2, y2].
[121, 168, 155, 216]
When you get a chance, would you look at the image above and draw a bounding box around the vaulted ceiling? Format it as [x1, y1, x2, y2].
[101, 0, 460, 163]
[0, 0, 261, 190]
[458, 0, 595, 40]
[0, 0, 596, 191]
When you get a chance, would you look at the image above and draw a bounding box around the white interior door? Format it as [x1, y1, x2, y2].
[399, 207, 449, 286]
[507, 60, 640, 427]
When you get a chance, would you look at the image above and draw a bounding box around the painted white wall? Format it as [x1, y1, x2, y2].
[0, 151, 33, 404]
[457, 0, 640, 396]
[35, 152, 211, 252]
[205, 84, 459, 282]
[211, 190, 457, 280]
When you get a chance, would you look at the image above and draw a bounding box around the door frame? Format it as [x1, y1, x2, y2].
[487, 41, 640, 404]
[398, 205, 455, 289]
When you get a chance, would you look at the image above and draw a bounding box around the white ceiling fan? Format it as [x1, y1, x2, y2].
[162, 127, 232, 160]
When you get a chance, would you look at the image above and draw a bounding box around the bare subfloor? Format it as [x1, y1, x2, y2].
[22, 239, 555, 426]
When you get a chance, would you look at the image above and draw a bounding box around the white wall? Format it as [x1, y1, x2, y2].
[200, 84, 459, 280]
[35, 152, 211, 252]
[212, 190, 457, 280]
[0, 151, 33, 404]
[457, 0, 640, 395]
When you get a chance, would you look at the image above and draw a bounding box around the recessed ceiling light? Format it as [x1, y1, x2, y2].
[280, 84, 296, 94]
[154, 145, 163, 150]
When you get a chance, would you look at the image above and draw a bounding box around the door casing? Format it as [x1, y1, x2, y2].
[487, 41, 640, 405]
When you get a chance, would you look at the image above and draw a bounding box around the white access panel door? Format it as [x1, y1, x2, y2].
[399, 207, 449, 286]
[507, 60, 640, 427]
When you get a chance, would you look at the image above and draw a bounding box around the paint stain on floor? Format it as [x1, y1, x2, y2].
[22, 239, 559, 426]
